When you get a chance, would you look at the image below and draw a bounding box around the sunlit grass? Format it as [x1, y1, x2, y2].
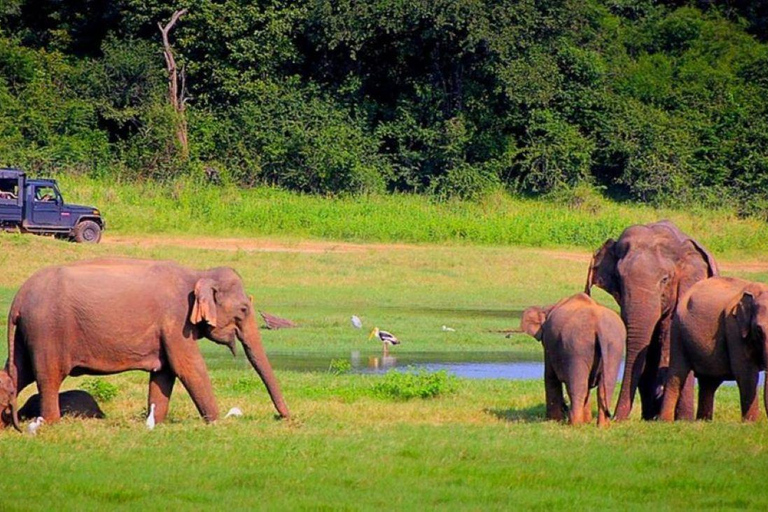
[57, 175, 768, 256]
[2, 214, 768, 509]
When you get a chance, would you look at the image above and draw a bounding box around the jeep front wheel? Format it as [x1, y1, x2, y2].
[73, 220, 102, 243]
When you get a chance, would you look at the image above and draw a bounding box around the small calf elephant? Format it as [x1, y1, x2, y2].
[661, 277, 768, 422]
[19, 390, 105, 421]
[521, 293, 625, 426]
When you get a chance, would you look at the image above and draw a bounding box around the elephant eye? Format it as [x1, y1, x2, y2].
[660, 275, 670, 285]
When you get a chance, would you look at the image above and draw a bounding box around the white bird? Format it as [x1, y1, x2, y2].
[26, 417, 44, 436]
[442, 325, 456, 332]
[225, 407, 243, 419]
[351, 315, 363, 329]
[369, 327, 400, 355]
[146, 403, 156, 430]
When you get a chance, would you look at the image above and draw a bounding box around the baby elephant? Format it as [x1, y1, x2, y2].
[661, 277, 768, 422]
[18, 390, 105, 421]
[521, 293, 625, 426]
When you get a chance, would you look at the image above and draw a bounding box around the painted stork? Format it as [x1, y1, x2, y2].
[369, 327, 400, 354]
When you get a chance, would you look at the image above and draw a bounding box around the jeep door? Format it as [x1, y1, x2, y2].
[30, 184, 62, 225]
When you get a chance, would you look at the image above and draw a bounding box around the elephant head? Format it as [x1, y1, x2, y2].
[730, 289, 768, 415]
[0, 370, 20, 431]
[190, 268, 290, 419]
[520, 306, 551, 341]
[585, 221, 718, 420]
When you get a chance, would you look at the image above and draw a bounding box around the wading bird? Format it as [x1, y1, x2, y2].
[369, 327, 400, 355]
[146, 403, 156, 430]
[225, 407, 243, 419]
[26, 417, 44, 436]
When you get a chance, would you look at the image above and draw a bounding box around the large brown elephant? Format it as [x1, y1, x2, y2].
[585, 220, 719, 420]
[521, 293, 625, 426]
[661, 277, 768, 422]
[1, 258, 290, 430]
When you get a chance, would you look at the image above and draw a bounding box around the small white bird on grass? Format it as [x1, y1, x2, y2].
[225, 407, 243, 419]
[26, 417, 44, 436]
[146, 403, 156, 430]
[369, 327, 400, 355]
[442, 325, 456, 332]
[351, 315, 363, 329]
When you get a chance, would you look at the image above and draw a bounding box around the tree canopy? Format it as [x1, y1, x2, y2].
[1, 0, 767, 210]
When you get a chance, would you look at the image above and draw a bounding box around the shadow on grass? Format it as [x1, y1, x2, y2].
[485, 404, 549, 423]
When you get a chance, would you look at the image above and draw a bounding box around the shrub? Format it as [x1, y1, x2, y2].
[372, 369, 458, 400]
[328, 358, 352, 375]
[81, 378, 119, 402]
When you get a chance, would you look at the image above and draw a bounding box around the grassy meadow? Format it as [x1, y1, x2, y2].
[58, 175, 768, 256]
[1, 192, 768, 509]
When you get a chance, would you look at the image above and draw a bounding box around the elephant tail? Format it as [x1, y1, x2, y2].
[596, 324, 622, 421]
[596, 341, 611, 420]
[6, 309, 20, 432]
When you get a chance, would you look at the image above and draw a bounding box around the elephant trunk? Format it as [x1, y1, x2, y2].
[614, 304, 658, 421]
[240, 313, 290, 419]
[10, 398, 20, 432]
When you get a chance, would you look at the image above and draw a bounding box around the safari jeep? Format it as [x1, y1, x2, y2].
[0, 168, 105, 243]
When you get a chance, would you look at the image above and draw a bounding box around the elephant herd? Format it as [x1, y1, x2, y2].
[523, 220, 768, 425]
[0, 220, 765, 432]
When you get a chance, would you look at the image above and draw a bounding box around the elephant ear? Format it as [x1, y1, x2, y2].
[585, 239, 619, 302]
[191, 278, 218, 327]
[731, 292, 754, 340]
[683, 238, 719, 278]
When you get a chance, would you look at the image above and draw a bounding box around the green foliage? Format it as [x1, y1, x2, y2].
[81, 378, 119, 403]
[1, 1, 768, 208]
[328, 359, 352, 375]
[373, 369, 458, 400]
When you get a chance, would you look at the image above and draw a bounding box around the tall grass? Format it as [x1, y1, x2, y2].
[58, 175, 768, 255]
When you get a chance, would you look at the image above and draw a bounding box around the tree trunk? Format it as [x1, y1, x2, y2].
[158, 9, 189, 160]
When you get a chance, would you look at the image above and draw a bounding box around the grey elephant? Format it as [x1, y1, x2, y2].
[661, 277, 768, 422]
[585, 220, 718, 420]
[2, 258, 290, 430]
[521, 293, 625, 426]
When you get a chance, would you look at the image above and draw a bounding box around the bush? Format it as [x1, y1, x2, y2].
[81, 378, 119, 402]
[372, 369, 458, 400]
[328, 359, 352, 375]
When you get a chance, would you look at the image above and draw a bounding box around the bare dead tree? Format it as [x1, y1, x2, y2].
[158, 8, 189, 159]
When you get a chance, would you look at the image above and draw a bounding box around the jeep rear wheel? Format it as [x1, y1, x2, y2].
[73, 220, 102, 243]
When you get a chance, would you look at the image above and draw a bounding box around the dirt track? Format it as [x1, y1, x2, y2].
[103, 235, 768, 272]
[103, 235, 414, 254]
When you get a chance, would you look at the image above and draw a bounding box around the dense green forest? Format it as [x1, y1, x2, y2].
[1, 1, 767, 210]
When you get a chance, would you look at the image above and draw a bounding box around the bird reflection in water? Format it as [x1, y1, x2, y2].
[367, 355, 398, 370]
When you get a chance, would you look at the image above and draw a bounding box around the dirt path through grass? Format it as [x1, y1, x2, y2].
[103, 234, 768, 272]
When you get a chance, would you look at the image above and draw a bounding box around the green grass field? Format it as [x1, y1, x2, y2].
[57, 175, 768, 256]
[2, 196, 768, 509]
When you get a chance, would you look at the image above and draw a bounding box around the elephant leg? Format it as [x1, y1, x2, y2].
[659, 355, 691, 422]
[582, 392, 593, 424]
[736, 371, 760, 422]
[164, 340, 219, 422]
[696, 376, 722, 421]
[36, 373, 64, 423]
[148, 368, 177, 424]
[566, 380, 589, 425]
[544, 360, 565, 422]
[674, 371, 695, 421]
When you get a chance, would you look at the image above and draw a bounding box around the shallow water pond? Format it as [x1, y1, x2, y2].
[267, 351, 544, 380]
